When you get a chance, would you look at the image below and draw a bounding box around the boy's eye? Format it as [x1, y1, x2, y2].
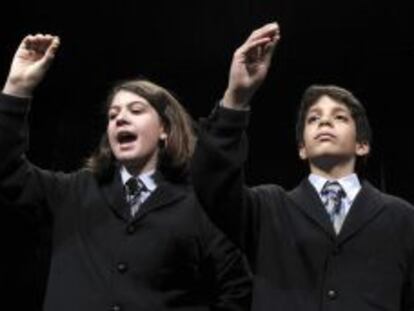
[335, 115, 348, 121]
[307, 115, 319, 123]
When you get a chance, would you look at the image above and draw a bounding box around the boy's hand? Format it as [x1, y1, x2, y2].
[3, 34, 60, 98]
[223, 22, 280, 109]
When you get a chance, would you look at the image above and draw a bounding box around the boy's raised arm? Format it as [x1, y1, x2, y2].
[222, 22, 280, 109]
[192, 23, 281, 260]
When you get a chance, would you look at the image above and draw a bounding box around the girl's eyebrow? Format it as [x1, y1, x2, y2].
[109, 100, 149, 109]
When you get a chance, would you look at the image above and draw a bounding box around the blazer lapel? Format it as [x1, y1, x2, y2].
[132, 181, 187, 221]
[289, 179, 336, 238]
[100, 170, 187, 222]
[338, 181, 386, 243]
[100, 170, 130, 221]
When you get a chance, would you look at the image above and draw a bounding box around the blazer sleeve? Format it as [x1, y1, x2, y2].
[0, 93, 72, 218]
[197, 202, 252, 311]
[191, 104, 263, 265]
[403, 231, 414, 310]
[404, 266, 414, 310]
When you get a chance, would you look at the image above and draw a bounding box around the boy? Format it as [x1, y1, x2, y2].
[192, 22, 414, 311]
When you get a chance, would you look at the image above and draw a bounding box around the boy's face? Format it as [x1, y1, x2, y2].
[299, 95, 369, 163]
[107, 90, 167, 173]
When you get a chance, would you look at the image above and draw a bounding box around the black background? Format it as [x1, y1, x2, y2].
[1, 1, 413, 309]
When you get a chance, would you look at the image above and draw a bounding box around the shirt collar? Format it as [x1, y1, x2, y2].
[308, 173, 361, 202]
[120, 166, 157, 192]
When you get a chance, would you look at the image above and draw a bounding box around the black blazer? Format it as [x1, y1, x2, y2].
[0, 94, 252, 311]
[192, 105, 414, 311]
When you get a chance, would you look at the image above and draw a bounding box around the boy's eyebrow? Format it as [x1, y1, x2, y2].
[307, 104, 350, 115]
[307, 106, 321, 114]
[331, 105, 351, 114]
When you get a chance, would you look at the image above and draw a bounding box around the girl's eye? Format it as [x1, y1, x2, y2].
[130, 104, 146, 114]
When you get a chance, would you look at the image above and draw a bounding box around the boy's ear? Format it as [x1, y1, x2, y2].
[355, 141, 370, 156]
[298, 143, 308, 160]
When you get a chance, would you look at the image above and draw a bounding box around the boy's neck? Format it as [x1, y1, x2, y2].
[309, 157, 356, 180]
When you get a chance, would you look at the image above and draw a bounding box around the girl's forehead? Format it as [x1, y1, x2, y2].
[110, 90, 150, 108]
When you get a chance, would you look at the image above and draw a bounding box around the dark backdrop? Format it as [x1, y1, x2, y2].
[1, 1, 413, 309]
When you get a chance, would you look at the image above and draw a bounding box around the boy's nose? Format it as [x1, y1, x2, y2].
[318, 116, 333, 127]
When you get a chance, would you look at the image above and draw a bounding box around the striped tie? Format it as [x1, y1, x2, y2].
[125, 177, 146, 217]
[321, 181, 346, 234]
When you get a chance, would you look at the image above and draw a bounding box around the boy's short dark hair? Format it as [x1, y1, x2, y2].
[295, 85, 372, 146]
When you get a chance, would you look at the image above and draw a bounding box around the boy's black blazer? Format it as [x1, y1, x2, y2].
[192, 105, 414, 311]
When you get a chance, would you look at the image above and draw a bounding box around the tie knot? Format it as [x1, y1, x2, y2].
[321, 181, 345, 199]
[125, 177, 145, 197]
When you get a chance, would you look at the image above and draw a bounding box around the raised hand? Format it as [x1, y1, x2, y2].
[3, 34, 60, 97]
[223, 23, 280, 109]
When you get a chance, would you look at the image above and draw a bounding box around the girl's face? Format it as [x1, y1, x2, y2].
[107, 90, 167, 174]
